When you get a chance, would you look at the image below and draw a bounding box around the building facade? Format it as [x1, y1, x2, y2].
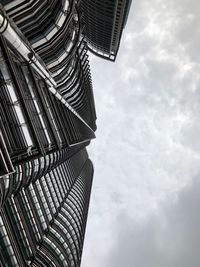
[0, 1, 96, 266]
[81, 0, 132, 61]
[0, 147, 93, 267]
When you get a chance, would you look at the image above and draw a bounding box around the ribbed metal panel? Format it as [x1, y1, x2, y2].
[0, 148, 93, 267]
[2, 0, 97, 129]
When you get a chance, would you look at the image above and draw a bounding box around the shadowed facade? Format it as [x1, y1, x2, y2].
[81, 0, 132, 61]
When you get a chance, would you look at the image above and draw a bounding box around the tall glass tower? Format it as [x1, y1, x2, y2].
[0, 1, 96, 266]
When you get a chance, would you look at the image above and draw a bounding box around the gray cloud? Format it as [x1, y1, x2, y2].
[81, 0, 200, 266]
[106, 177, 200, 267]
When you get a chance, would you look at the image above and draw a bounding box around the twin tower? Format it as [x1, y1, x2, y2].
[0, 1, 132, 266]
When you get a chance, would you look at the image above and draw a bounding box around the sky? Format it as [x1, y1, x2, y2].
[81, 1, 200, 267]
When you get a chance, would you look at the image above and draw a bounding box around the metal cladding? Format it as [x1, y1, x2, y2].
[0, 1, 97, 266]
[0, 148, 93, 267]
[3, 0, 97, 131]
[81, 0, 132, 61]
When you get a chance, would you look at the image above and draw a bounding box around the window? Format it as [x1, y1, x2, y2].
[0, 48, 33, 151]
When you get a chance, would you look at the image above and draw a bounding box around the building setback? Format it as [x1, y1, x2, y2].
[0, 0, 132, 266]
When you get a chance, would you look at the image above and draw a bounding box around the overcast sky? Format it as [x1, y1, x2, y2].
[81, 1, 200, 267]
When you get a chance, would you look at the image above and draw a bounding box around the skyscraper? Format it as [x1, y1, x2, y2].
[0, 1, 96, 266]
[81, 0, 132, 61]
[0, 0, 132, 266]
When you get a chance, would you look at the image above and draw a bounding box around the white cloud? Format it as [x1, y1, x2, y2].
[81, 0, 200, 266]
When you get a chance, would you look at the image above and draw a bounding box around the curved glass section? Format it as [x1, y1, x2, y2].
[0, 148, 93, 267]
